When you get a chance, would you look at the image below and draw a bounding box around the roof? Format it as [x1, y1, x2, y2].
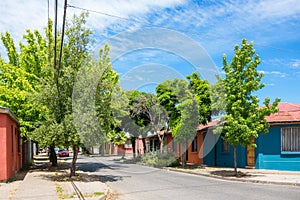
[147, 129, 172, 138]
[197, 102, 300, 131]
[265, 102, 300, 123]
[0, 106, 19, 123]
[197, 118, 221, 131]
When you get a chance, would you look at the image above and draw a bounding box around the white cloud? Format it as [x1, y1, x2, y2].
[290, 59, 300, 68]
[260, 70, 287, 78]
[150, 0, 300, 57]
[0, 0, 184, 59]
[254, 0, 300, 21]
[262, 58, 300, 70]
[265, 83, 275, 86]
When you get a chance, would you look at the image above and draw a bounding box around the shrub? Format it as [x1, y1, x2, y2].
[141, 151, 180, 167]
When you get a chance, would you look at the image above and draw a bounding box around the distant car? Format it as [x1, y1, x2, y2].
[57, 148, 69, 157]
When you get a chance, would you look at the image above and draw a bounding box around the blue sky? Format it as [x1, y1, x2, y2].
[1, 0, 300, 104]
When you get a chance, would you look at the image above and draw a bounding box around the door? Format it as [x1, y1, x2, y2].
[246, 137, 255, 168]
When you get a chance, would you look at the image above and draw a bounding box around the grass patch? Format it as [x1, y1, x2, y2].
[93, 191, 105, 196]
[55, 183, 75, 199]
[83, 191, 105, 198]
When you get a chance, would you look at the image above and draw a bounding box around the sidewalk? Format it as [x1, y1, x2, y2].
[0, 155, 109, 200]
[166, 165, 300, 186]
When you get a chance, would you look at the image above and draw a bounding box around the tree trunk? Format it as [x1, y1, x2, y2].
[234, 146, 237, 176]
[158, 134, 164, 154]
[131, 137, 136, 158]
[100, 144, 104, 156]
[49, 145, 57, 166]
[160, 139, 164, 154]
[142, 138, 147, 154]
[137, 139, 140, 157]
[182, 142, 186, 168]
[70, 145, 78, 177]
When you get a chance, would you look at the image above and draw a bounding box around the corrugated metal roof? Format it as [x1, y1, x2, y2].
[197, 102, 300, 131]
[265, 102, 300, 123]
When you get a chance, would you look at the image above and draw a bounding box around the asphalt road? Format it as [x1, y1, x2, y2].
[76, 155, 300, 200]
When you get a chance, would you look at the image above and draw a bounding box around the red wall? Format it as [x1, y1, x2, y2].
[112, 138, 144, 155]
[0, 113, 20, 181]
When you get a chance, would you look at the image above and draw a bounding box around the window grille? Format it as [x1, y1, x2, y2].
[281, 127, 300, 152]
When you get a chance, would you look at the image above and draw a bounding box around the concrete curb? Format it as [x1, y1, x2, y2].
[164, 168, 300, 187]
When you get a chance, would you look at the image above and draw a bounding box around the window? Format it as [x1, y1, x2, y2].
[192, 135, 198, 152]
[281, 127, 300, 152]
[222, 139, 230, 153]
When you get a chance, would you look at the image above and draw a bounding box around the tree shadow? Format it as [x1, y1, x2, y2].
[30, 158, 70, 172]
[3, 168, 29, 183]
[42, 172, 125, 183]
[76, 161, 129, 172]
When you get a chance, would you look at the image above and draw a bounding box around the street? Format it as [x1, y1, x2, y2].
[75, 155, 300, 200]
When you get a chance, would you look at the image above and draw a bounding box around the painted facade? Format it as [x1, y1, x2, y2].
[0, 107, 28, 181]
[200, 102, 300, 171]
[111, 138, 145, 156]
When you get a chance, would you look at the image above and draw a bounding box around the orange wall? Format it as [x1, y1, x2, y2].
[187, 132, 203, 164]
[0, 113, 20, 181]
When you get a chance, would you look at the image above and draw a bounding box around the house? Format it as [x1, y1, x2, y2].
[0, 106, 33, 181]
[147, 129, 204, 164]
[111, 136, 145, 156]
[199, 102, 300, 171]
[255, 102, 300, 170]
[90, 132, 146, 156]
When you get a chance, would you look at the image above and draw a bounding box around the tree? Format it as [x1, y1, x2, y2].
[221, 39, 280, 175]
[156, 78, 200, 167]
[129, 91, 168, 154]
[187, 72, 211, 124]
[172, 79, 199, 167]
[0, 30, 48, 138]
[32, 13, 95, 174]
[156, 80, 180, 130]
[121, 90, 147, 157]
[95, 45, 126, 155]
[210, 75, 226, 116]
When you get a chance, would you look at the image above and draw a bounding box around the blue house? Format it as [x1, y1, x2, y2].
[199, 102, 300, 171]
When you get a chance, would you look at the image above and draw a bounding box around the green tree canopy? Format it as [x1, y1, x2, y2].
[187, 72, 211, 124]
[221, 39, 280, 175]
[156, 77, 201, 167]
[0, 29, 48, 137]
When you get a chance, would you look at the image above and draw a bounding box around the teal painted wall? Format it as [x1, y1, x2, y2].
[203, 131, 246, 168]
[203, 132, 216, 166]
[215, 139, 246, 168]
[255, 124, 300, 171]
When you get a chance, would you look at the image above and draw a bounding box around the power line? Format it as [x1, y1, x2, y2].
[66, 3, 300, 55]
[54, 0, 58, 70]
[67, 4, 152, 26]
[47, 0, 49, 21]
[58, 0, 67, 75]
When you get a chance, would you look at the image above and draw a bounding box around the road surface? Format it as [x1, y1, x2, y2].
[76, 155, 300, 200]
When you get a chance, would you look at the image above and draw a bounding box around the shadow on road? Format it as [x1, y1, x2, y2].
[76, 161, 130, 172]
